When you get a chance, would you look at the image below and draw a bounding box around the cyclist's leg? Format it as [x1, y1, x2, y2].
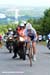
[32, 41, 37, 61]
[25, 37, 30, 55]
[12, 48, 17, 59]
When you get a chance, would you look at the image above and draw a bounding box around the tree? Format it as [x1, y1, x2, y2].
[41, 8, 50, 35]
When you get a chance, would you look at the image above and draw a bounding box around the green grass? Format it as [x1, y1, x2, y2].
[38, 41, 46, 46]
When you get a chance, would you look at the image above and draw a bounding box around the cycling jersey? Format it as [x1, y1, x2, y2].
[25, 29, 37, 41]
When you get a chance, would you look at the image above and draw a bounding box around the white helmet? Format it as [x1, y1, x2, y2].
[26, 23, 33, 30]
[20, 23, 24, 27]
[8, 28, 12, 31]
[23, 21, 26, 24]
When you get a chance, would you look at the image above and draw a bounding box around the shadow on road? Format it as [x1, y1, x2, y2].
[42, 52, 50, 55]
[0, 52, 9, 54]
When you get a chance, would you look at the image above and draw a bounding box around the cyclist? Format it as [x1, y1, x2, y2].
[12, 23, 26, 59]
[6, 28, 14, 49]
[24, 23, 37, 61]
[7, 28, 14, 36]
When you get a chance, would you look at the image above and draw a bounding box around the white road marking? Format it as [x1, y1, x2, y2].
[2, 71, 24, 74]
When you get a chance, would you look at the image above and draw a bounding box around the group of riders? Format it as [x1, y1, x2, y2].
[0, 21, 50, 66]
[1, 22, 37, 62]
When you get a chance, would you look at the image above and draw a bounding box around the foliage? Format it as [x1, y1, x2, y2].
[0, 23, 17, 34]
[27, 8, 50, 35]
[0, 8, 50, 35]
[41, 8, 50, 35]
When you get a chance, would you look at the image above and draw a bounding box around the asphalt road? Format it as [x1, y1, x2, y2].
[0, 44, 50, 75]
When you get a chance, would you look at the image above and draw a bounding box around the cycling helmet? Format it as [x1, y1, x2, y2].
[20, 23, 25, 27]
[8, 28, 12, 31]
[26, 23, 33, 30]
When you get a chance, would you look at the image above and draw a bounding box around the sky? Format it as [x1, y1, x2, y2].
[0, 0, 50, 8]
[0, 0, 50, 19]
